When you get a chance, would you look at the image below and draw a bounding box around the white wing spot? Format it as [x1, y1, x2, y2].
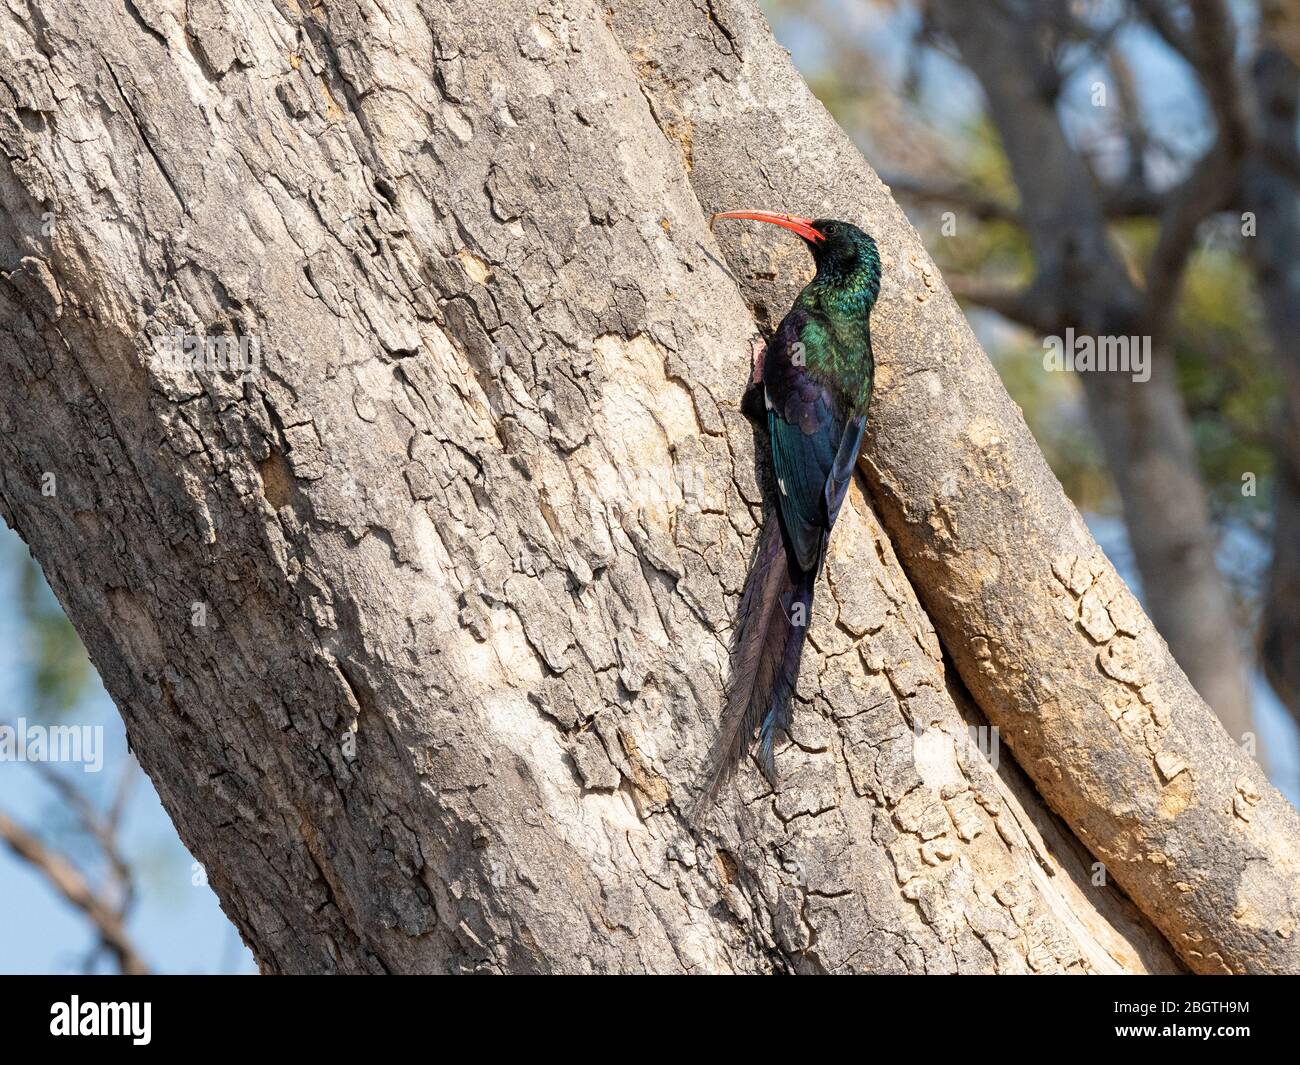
[778, 478, 788, 496]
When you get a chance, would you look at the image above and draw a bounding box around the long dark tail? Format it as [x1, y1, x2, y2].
[695, 516, 815, 813]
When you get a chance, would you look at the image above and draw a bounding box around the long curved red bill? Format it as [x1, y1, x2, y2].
[710, 210, 825, 243]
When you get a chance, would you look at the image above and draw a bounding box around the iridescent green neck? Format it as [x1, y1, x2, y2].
[793, 243, 879, 413]
[810, 235, 881, 299]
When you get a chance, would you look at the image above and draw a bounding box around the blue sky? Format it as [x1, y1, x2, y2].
[0, 524, 256, 975]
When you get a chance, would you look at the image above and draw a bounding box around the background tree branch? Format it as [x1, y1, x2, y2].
[0, 808, 148, 974]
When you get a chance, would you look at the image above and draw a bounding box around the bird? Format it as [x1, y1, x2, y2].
[697, 210, 881, 807]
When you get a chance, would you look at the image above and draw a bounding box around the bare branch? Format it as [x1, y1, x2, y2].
[0, 811, 148, 974]
[1187, 0, 1250, 153]
[1142, 146, 1238, 335]
[945, 273, 1057, 333]
[1135, 3, 1248, 331]
[883, 173, 1021, 223]
[1259, 138, 1300, 186]
[1133, 0, 1196, 60]
[13, 724, 139, 917]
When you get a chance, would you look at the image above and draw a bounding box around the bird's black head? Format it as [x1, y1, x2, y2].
[711, 210, 880, 297]
[806, 218, 877, 286]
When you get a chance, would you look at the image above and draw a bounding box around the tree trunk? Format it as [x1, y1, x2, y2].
[0, 0, 1295, 973]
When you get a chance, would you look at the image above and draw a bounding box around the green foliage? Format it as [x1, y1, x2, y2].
[1171, 241, 1278, 521]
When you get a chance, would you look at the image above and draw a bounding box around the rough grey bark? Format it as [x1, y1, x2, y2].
[613, 0, 1300, 973]
[0, 0, 1289, 974]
